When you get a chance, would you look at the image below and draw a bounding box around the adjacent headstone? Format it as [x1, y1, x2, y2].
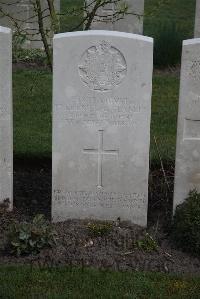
[86, 0, 144, 34]
[0, 26, 13, 210]
[52, 30, 153, 226]
[174, 38, 200, 211]
[195, 0, 200, 37]
[0, 0, 60, 48]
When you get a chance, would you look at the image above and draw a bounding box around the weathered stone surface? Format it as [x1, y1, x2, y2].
[174, 38, 200, 211]
[52, 30, 153, 226]
[0, 0, 60, 48]
[86, 0, 144, 34]
[195, 0, 200, 37]
[0, 26, 13, 209]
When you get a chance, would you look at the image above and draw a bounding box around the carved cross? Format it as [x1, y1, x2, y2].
[83, 130, 119, 188]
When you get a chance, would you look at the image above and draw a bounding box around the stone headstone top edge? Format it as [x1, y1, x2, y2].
[53, 30, 153, 44]
[0, 26, 12, 34]
[183, 37, 200, 46]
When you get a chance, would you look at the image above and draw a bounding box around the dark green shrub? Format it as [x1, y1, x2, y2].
[153, 21, 184, 68]
[171, 190, 200, 255]
[7, 214, 57, 256]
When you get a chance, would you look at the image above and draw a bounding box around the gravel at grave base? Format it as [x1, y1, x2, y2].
[0, 214, 200, 276]
[0, 159, 198, 275]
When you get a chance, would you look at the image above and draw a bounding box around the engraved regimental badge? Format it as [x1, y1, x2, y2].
[79, 40, 127, 91]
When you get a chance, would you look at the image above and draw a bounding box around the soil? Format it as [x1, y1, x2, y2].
[0, 158, 199, 276]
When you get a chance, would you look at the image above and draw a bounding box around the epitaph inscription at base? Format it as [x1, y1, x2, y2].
[52, 31, 153, 226]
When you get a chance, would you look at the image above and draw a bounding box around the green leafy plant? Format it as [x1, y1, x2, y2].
[13, 48, 47, 65]
[171, 190, 200, 255]
[7, 214, 57, 256]
[135, 233, 158, 252]
[12, 32, 27, 56]
[87, 222, 113, 237]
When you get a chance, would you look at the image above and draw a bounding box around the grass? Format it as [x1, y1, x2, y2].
[13, 0, 196, 160]
[13, 70, 52, 159]
[144, 0, 196, 39]
[0, 266, 200, 299]
[150, 73, 179, 163]
[13, 70, 179, 162]
[144, 0, 196, 67]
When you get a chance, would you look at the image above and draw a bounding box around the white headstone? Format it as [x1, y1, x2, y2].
[86, 0, 144, 34]
[0, 0, 60, 49]
[0, 26, 13, 210]
[52, 31, 153, 226]
[174, 38, 200, 211]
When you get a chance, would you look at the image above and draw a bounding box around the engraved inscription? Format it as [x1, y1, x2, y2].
[83, 130, 118, 188]
[184, 118, 200, 139]
[53, 190, 146, 209]
[190, 60, 200, 82]
[79, 40, 127, 91]
[187, 92, 200, 106]
[186, 92, 200, 115]
[55, 96, 146, 127]
[94, 4, 115, 25]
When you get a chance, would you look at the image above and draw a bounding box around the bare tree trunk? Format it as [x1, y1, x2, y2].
[47, 0, 59, 33]
[84, 0, 101, 30]
[35, 0, 52, 70]
[0, 0, 144, 70]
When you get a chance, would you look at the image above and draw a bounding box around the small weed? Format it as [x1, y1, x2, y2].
[135, 233, 158, 252]
[167, 279, 189, 296]
[87, 222, 113, 237]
